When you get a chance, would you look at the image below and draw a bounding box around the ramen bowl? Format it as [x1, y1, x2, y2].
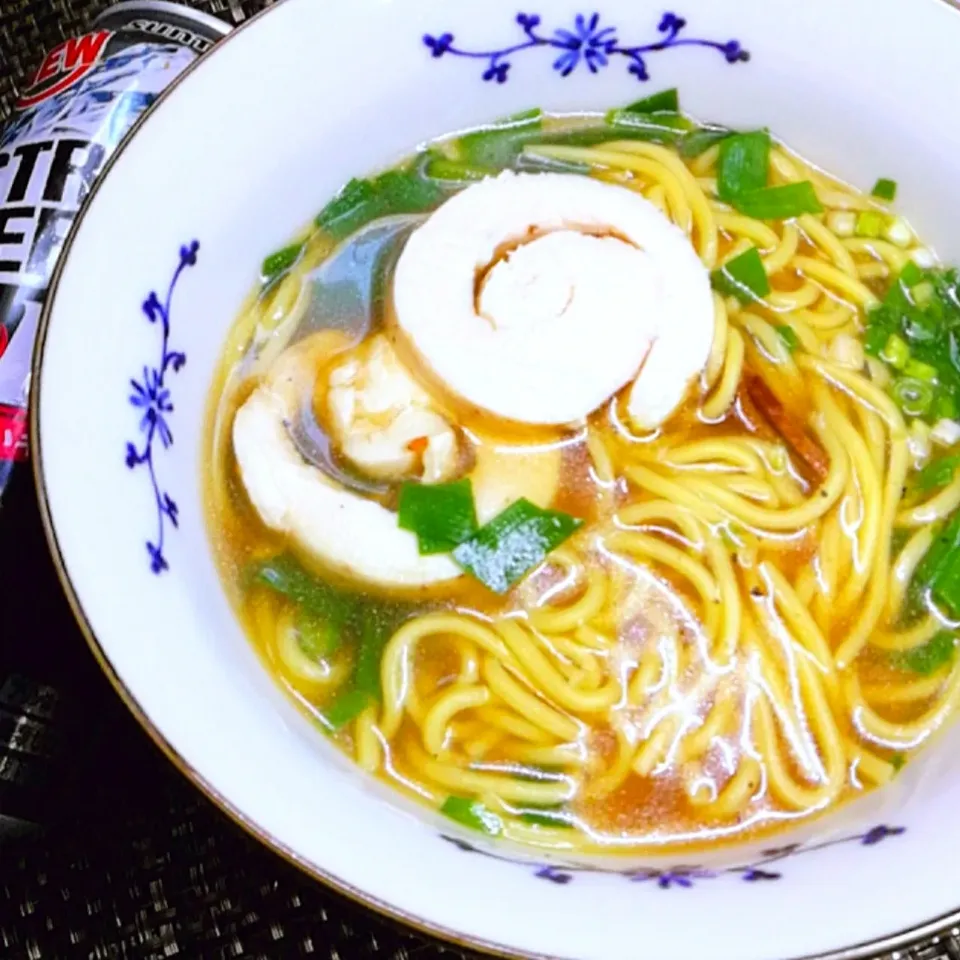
[31, 0, 960, 956]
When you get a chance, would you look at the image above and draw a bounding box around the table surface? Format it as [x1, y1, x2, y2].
[1, 1, 960, 958]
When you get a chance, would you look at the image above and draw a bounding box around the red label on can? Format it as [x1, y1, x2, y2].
[17, 31, 113, 109]
[0, 404, 27, 462]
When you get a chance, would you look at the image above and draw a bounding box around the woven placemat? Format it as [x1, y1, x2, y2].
[1, 2, 959, 958]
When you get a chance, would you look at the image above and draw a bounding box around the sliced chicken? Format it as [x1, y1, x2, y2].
[392, 170, 714, 428]
[233, 334, 563, 589]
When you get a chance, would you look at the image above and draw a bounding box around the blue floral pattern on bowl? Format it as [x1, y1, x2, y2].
[125, 240, 197, 574]
[442, 824, 905, 886]
[424, 11, 749, 83]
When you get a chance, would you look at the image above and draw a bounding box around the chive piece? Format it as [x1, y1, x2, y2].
[680, 126, 733, 158]
[398, 479, 479, 555]
[915, 455, 960, 491]
[731, 182, 823, 220]
[322, 689, 371, 730]
[904, 358, 938, 382]
[315, 172, 444, 240]
[913, 515, 960, 592]
[891, 632, 957, 675]
[297, 607, 341, 658]
[457, 108, 543, 167]
[622, 87, 679, 114]
[891, 753, 906, 772]
[912, 281, 935, 309]
[775, 324, 800, 353]
[261, 242, 304, 283]
[440, 796, 503, 836]
[354, 609, 394, 697]
[717, 130, 770, 202]
[250, 555, 357, 623]
[604, 109, 691, 144]
[453, 499, 582, 594]
[856, 210, 886, 239]
[423, 156, 493, 183]
[880, 333, 910, 370]
[710, 247, 770, 304]
[872, 178, 898, 201]
[864, 322, 891, 359]
[935, 392, 959, 421]
[518, 806, 575, 829]
[900, 261, 925, 288]
[893, 377, 934, 417]
[937, 573, 960, 619]
[315, 178, 379, 238]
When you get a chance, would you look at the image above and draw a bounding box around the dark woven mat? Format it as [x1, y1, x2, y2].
[1, 2, 959, 958]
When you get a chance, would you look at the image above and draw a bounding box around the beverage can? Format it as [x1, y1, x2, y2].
[0, 1, 229, 498]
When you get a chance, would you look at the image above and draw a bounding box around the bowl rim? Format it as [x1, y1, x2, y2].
[25, 0, 960, 957]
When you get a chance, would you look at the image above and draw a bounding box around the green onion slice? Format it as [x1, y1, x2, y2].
[440, 796, 504, 835]
[891, 632, 956, 675]
[261, 242, 304, 283]
[398, 479, 479, 555]
[680, 126, 733, 158]
[316, 172, 444, 240]
[622, 87, 680, 114]
[710, 247, 771, 304]
[717, 130, 770, 202]
[423, 155, 493, 182]
[730, 181, 823, 220]
[916, 455, 960, 492]
[322, 689, 371, 730]
[893, 377, 934, 417]
[872, 178, 898, 201]
[775, 324, 800, 353]
[453, 499, 582, 594]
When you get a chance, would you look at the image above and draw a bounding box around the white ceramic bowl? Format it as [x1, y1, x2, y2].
[31, 0, 960, 957]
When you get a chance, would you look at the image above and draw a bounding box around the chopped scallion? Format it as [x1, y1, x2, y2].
[316, 172, 444, 240]
[440, 796, 503, 836]
[679, 126, 733, 159]
[322, 689, 371, 730]
[261, 242, 304, 283]
[904, 358, 938, 382]
[731, 182, 823, 220]
[605, 109, 691, 143]
[710, 247, 770, 304]
[880, 333, 910, 370]
[518, 806, 575, 829]
[872, 178, 898, 201]
[893, 377, 934, 417]
[453, 499, 582, 594]
[891, 753, 906, 772]
[911, 282, 935, 310]
[855, 210, 886, 239]
[423, 155, 493, 182]
[900, 261, 924, 287]
[884, 216, 913, 248]
[775, 324, 800, 353]
[717, 130, 770, 202]
[915, 454, 960, 491]
[297, 607, 341, 658]
[398, 479, 479, 555]
[622, 87, 680, 114]
[891, 632, 956, 675]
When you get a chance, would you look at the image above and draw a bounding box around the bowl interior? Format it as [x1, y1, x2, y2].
[33, 0, 960, 958]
